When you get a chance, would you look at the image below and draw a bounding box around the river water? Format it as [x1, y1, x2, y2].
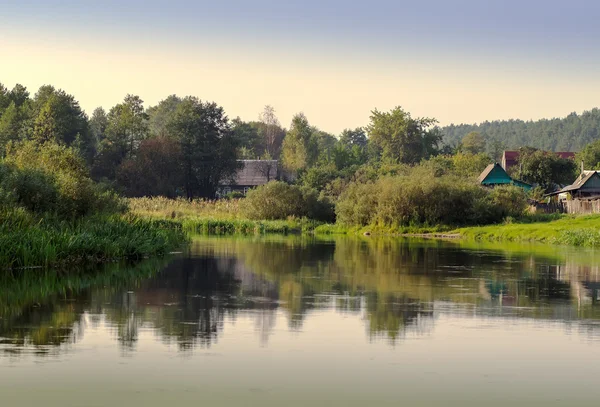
[2, 236, 600, 406]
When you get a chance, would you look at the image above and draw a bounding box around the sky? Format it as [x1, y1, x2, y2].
[2, 0, 600, 134]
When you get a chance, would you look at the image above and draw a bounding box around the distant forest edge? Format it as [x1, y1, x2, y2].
[442, 108, 600, 154]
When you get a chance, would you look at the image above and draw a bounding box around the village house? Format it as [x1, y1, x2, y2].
[478, 163, 532, 190]
[501, 150, 575, 172]
[217, 160, 278, 197]
[547, 170, 600, 200]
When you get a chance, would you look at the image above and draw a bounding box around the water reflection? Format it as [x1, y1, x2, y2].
[2, 237, 600, 356]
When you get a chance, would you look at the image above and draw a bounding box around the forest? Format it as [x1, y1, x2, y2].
[443, 109, 600, 155]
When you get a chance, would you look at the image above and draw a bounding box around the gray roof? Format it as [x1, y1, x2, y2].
[547, 171, 600, 196]
[224, 160, 278, 186]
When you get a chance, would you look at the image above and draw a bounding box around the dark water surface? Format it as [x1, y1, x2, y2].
[2, 236, 600, 406]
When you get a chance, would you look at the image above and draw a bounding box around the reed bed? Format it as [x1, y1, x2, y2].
[129, 196, 243, 220]
[0, 209, 188, 270]
[129, 196, 323, 235]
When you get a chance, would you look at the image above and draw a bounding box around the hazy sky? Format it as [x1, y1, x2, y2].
[2, 0, 600, 133]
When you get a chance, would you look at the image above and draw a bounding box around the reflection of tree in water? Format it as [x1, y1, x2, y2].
[5, 237, 600, 356]
[364, 293, 434, 343]
[0, 299, 87, 356]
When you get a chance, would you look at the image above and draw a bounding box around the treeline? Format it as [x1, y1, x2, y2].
[5, 79, 600, 229]
[443, 109, 600, 154]
[0, 81, 449, 200]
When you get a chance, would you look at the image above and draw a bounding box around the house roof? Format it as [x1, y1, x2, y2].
[478, 162, 532, 189]
[227, 160, 278, 186]
[547, 171, 600, 196]
[477, 164, 499, 183]
[503, 150, 575, 163]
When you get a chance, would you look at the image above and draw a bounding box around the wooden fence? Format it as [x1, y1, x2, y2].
[564, 199, 600, 215]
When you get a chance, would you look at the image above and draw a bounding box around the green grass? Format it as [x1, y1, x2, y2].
[457, 214, 600, 247]
[313, 223, 454, 236]
[0, 208, 188, 270]
[177, 217, 322, 235]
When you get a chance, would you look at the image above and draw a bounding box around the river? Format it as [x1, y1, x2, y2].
[2, 236, 600, 406]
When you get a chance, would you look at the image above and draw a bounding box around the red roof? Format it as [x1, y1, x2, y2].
[503, 150, 575, 160]
[503, 151, 520, 160]
[557, 152, 576, 159]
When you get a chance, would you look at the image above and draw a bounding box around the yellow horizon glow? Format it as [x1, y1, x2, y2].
[3, 34, 600, 135]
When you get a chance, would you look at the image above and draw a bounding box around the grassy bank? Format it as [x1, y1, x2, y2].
[0, 209, 188, 270]
[129, 196, 322, 235]
[456, 214, 600, 247]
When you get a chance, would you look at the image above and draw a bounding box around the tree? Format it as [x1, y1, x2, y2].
[281, 113, 317, 172]
[461, 131, 486, 154]
[339, 128, 367, 149]
[258, 105, 282, 157]
[516, 148, 577, 192]
[452, 152, 491, 178]
[167, 96, 241, 198]
[8, 84, 30, 107]
[0, 102, 25, 153]
[367, 107, 441, 164]
[147, 95, 182, 138]
[89, 107, 108, 143]
[577, 139, 600, 170]
[105, 94, 149, 159]
[0, 83, 10, 114]
[232, 117, 261, 158]
[31, 86, 93, 160]
[116, 138, 183, 197]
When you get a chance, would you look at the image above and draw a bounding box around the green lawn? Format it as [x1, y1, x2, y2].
[456, 214, 600, 246]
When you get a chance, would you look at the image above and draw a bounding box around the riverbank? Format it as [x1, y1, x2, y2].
[456, 214, 600, 247]
[0, 209, 188, 270]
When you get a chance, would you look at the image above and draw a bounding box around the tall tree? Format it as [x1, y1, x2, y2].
[0, 83, 10, 114]
[105, 94, 149, 158]
[576, 139, 600, 171]
[367, 107, 441, 164]
[116, 137, 184, 197]
[8, 84, 30, 107]
[232, 117, 261, 159]
[340, 127, 368, 149]
[0, 102, 25, 153]
[147, 95, 182, 138]
[258, 105, 283, 157]
[281, 113, 317, 172]
[461, 131, 486, 154]
[30, 86, 93, 160]
[89, 107, 108, 143]
[516, 148, 577, 191]
[167, 96, 240, 198]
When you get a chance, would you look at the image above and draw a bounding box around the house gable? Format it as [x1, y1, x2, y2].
[579, 172, 600, 192]
[479, 163, 512, 185]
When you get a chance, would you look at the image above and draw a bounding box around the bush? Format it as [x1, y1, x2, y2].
[336, 173, 526, 227]
[2, 141, 124, 218]
[488, 185, 528, 219]
[241, 181, 334, 222]
[1, 166, 59, 213]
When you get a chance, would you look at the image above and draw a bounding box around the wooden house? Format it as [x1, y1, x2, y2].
[478, 163, 532, 190]
[217, 160, 278, 197]
[548, 171, 600, 199]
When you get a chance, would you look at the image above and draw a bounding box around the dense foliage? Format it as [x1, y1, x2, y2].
[3, 78, 600, 233]
[443, 109, 600, 153]
[241, 181, 334, 222]
[336, 173, 527, 228]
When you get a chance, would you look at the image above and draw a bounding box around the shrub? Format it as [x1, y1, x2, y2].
[2, 166, 59, 213]
[336, 173, 525, 227]
[488, 185, 528, 219]
[3, 141, 124, 218]
[242, 181, 305, 220]
[241, 181, 334, 222]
